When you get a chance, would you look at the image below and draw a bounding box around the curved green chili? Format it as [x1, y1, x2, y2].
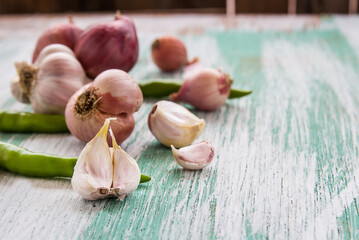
[0, 111, 68, 133]
[0, 141, 151, 183]
[138, 80, 252, 99]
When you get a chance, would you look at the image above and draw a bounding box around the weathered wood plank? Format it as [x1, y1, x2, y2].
[0, 14, 359, 239]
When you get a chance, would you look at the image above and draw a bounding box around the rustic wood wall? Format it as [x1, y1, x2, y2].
[0, 0, 357, 14]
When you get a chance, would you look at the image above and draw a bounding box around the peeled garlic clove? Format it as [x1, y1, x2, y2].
[148, 100, 205, 148]
[71, 118, 113, 200]
[171, 141, 214, 170]
[109, 129, 141, 201]
[170, 68, 233, 111]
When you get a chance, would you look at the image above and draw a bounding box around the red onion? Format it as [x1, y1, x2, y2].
[65, 69, 143, 145]
[32, 17, 82, 63]
[170, 68, 233, 111]
[151, 35, 198, 72]
[75, 12, 139, 78]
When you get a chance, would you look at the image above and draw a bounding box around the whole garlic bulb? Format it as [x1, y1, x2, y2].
[147, 100, 205, 148]
[65, 69, 143, 145]
[170, 68, 233, 111]
[12, 44, 88, 114]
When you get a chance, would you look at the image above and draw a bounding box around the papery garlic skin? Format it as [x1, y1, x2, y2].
[10, 76, 30, 103]
[170, 68, 233, 111]
[171, 141, 214, 170]
[13, 44, 88, 114]
[71, 118, 113, 200]
[110, 129, 141, 201]
[148, 100, 205, 148]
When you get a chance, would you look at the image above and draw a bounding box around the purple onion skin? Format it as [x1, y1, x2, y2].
[32, 21, 83, 63]
[75, 15, 139, 78]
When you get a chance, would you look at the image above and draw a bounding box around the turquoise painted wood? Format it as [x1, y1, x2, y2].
[0, 14, 359, 239]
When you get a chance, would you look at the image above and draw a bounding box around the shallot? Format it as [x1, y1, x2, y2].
[75, 12, 139, 78]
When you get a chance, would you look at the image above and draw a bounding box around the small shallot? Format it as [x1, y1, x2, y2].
[75, 11, 139, 78]
[151, 35, 198, 72]
[32, 17, 82, 63]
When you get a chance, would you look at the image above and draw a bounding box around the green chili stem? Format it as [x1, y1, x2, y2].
[0, 111, 69, 133]
[138, 80, 252, 99]
[0, 141, 151, 183]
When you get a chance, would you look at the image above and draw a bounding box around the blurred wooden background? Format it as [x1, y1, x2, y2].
[0, 0, 358, 14]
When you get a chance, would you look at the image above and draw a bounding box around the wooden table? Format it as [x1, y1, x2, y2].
[1, 13, 359, 239]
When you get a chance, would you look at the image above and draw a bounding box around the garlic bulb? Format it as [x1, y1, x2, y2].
[170, 68, 233, 111]
[171, 141, 215, 170]
[110, 129, 141, 201]
[71, 118, 113, 200]
[72, 118, 141, 201]
[65, 69, 143, 145]
[147, 100, 205, 148]
[12, 44, 88, 114]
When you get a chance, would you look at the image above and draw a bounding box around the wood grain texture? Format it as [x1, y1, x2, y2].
[0, 14, 359, 239]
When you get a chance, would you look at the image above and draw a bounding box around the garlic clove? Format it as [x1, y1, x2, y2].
[148, 100, 205, 148]
[171, 141, 215, 170]
[71, 118, 113, 200]
[34, 44, 75, 66]
[109, 129, 141, 201]
[170, 68, 233, 111]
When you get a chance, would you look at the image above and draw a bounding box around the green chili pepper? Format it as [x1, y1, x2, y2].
[0, 111, 68, 133]
[138, 80, 252, 99]
[0, 141, 151, 183]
